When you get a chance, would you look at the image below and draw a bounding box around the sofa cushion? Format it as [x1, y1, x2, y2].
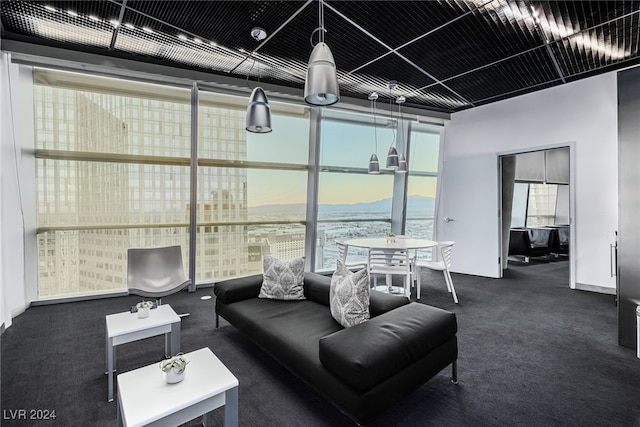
[216, 297, 343, 376]
[259, 255, 305, 300]
[319, 303, 457, 392]
[302, 272, 410, 316]
[330, 260, 370, 328]
[369, 290, 410, 317]
[303, 272, 331, 306]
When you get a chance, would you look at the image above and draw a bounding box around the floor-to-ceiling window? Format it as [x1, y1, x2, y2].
[405, 123, 440, 239]
[196, 92, 309, 281]
[316, 115, 442, 271]
[511, 182, 560, 227]
[32, 68, 441, 296]
[34, 70, 311, 297]
[317, 109, 397, 271]
[526, 183, 558, 226]
[34, 69, 191, 297]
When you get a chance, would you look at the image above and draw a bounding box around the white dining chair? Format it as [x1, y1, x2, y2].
[368, 248, 413, 298]
[413, 241, 458, 303]
[336, 241, 368, 270]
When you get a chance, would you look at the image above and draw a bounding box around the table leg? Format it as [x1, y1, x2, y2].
[166, 321, 181, 357]
[224, 386, 238, 427]
[203, 411, 214, 427]
[105, 326, 108, 374]
[107, 337, 114, 402]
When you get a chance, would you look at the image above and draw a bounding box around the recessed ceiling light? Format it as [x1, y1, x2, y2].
[67, 10, 78, 17]
[193, 37, 202, 44]
[124, 23, 134, 29]
[110, 19, 119, 27]
[88, 15, 100, 22]
[239, 48, 246, 53]
[209, 41, 217, 47]
[44, 5, 56, 12]
[178, 34, 188, 41]
[143, 27, 153, 34]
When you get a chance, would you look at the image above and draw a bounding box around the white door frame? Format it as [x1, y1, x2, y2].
[498, 141, 576, 289]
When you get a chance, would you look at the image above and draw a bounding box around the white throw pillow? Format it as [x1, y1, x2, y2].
[259, 255, 306, 300]
[330, 259, 370, 328]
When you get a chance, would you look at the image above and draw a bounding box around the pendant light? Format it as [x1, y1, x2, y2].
[395, 95, 408, 174]
[246, 27, 272, 133]
[386, 81, 399, 169]
[304, 0, 340, 106]
[368, 92, 380, 174]
[396, 152, 408, 173]
[246, 87, 271, 133]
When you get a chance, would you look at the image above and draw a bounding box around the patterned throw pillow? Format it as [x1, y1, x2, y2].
[259, 255, 306, 300]
[330, 259, 370, 328]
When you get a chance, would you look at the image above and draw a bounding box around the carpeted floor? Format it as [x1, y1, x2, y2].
[2, 259, 639, 427]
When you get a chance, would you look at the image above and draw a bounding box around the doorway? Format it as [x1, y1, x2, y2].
[499, 145, 575, 288]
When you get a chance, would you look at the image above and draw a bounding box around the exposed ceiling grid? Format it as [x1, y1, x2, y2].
[2, 0, 640, 114]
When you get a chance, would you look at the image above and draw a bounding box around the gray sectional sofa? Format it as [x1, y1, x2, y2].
[214, 272, 458, 424]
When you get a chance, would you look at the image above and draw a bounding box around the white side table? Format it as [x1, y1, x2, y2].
[117, 347, 239, 427]
[106, 304, 181, 402]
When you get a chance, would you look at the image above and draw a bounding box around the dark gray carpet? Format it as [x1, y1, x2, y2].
[2, 260, 639, 427]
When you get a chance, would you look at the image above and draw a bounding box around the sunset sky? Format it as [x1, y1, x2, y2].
[246, 113, 440, 207]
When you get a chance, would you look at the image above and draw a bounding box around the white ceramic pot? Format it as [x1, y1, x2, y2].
[165, 367, 185, 384]
[137, 307, 150, 318]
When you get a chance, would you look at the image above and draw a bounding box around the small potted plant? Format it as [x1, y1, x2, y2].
[136, 300, 154, 318]
[385, 231, 396, 243]
[160, 353, 189, 384]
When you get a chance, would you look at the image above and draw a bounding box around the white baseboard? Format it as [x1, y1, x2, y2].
[575, 283, 616, 295]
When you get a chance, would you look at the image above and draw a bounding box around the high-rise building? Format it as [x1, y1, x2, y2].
[34, 72, 250, 296]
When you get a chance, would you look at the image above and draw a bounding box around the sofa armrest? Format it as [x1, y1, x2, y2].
[214, 274, 263, 304]
[319, 303, 457, 392]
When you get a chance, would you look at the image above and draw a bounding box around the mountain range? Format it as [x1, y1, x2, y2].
[248, 196, 435, 214]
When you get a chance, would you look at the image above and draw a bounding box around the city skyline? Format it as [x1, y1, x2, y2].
[33, 69, 440, 298]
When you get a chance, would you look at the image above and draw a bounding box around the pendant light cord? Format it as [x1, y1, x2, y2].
[246, 58, 256, 90]
[319, 0, 325, 43]
[372, 97, 378, 154]
[310, 0, 326, 46]
[398, 100, 402, 149]
[389, 87, 396, 150]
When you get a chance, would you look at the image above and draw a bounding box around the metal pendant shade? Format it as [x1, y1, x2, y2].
[246, 87, 272, 133]
[304, 42, 340, 106]
[386, 146, 399, 168]
[396, 153, 407, 173]
[368, 153, 380, 174]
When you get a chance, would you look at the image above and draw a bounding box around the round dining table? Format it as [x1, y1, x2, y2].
[342, 237, 437, 295]
[343, 237, 437, 251]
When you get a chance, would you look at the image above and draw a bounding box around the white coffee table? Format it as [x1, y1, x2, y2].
[105, 304, 181, 402]
[117, 347, 239, 427]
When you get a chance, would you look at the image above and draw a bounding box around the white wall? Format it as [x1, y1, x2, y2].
[440, 71, 618, 290]
[1, 54, 33, 328]
[0, 49, 5, 329]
